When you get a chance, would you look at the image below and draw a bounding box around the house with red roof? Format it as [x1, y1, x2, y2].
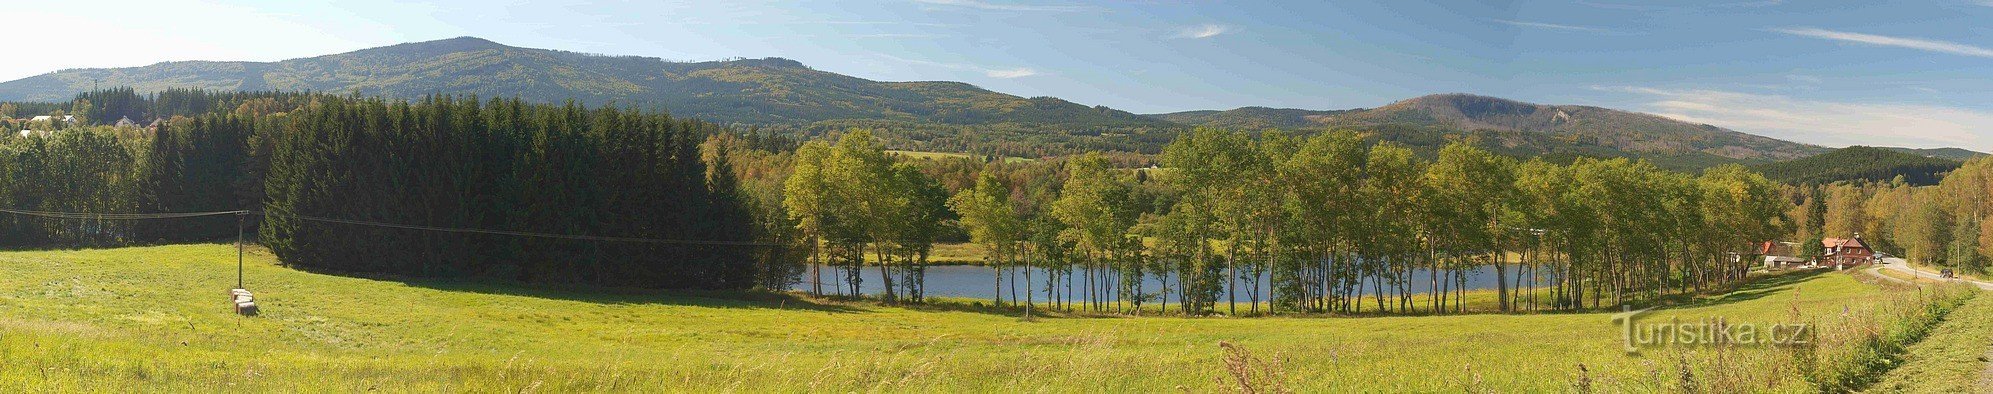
[1820, 235, 1875, 267]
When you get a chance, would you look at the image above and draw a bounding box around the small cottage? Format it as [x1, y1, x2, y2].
[1759, 241, 1808, 268]
[1820, 235, 1875, 267]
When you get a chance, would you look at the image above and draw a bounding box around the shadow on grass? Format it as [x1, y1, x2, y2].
[1676, 268, 1829, 308]
[290, 266, 869, 314]
[1263, 268, 1834, 319]
[286, 264, 1836, 321]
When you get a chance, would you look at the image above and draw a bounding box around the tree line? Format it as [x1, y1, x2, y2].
[0, 90, 799, 290]
[1796, 158, 1993, 274]
[787, 128, 1791, 315]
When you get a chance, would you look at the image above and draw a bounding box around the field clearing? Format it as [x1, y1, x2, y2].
[855, 242, 984, 265]
[886, 150, 1035, 163]
[0, 244, 1969, 392]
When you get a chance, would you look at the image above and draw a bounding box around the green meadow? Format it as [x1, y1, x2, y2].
[0, 244, 1980, 392]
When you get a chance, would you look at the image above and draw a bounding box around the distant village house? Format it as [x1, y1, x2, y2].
[1820, 235, 1876, 267]
[1759, 241, 1807, 268]
[28, 115, 76, 124]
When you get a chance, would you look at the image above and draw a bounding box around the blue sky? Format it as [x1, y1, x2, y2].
[11, 0, 1993, 151]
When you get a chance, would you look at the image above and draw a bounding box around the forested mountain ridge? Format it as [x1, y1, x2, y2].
[0, 37, 1168, 129]
[1151, 94, 1829, 163]
[1146, 106, 1358, 129]
[1882, 147, 1987, 161]
[0, 37, 1918, 170]
[1751, 146, 1962, 186]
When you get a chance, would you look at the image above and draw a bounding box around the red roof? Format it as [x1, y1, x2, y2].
[1822, 237, 1869, 250]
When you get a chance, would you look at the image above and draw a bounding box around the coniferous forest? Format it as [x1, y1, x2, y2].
[0, 90, 787, 290]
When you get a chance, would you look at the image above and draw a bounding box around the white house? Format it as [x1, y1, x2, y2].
[28, 115, 76, 124]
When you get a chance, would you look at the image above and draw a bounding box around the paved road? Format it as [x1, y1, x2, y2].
[1876, 257, 1993, 290]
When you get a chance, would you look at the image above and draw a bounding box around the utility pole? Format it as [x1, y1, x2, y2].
[237, 212, 245, 289]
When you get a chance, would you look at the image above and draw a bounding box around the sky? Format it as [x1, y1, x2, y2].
[8, 0, 1993, 151]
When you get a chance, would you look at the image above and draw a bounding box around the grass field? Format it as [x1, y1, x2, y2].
[1868, 289, 1993, 393]
[886, 150, 1035, 163]
[0, 244, 1977, 392]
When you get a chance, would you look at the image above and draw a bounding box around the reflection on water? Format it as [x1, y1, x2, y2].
[787, 264, 1530, 304]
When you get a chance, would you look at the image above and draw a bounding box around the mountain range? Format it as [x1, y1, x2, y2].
[0, 37, 1163, 129]
[0, 36, 1977, 168]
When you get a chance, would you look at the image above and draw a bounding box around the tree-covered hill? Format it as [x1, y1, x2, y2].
[0, 37, 1169, 130]
[1145, 106, 1357, 129]
[1315, 93, 1825, 162]
[1883, 147, 1988, 161]
[1153, 94, 1828, 163]
[1751, 146, 1962, 185]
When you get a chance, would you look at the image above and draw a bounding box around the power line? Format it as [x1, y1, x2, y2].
[271, 210, 777, 244]
[0, 208, 783, 247]
[0, 208, 245, 220]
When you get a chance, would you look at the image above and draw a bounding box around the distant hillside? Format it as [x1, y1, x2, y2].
[1752, 146, 1961, 185]
[1147, 107, 1357, 129]
[1321, 94, 1824, 162]
[1882, 147, 1987, 161]
[0, 37, 1167, 130]
[1151, 94, 1826, 169]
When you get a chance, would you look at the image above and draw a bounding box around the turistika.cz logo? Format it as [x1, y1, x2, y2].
[1611, 306, 1812, 353]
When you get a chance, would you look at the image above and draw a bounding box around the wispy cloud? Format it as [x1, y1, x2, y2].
[875, 53, 1043, 79]
[1910, 86, 1941, 94]
[1577, 0, 1780, 10]
[850, 33, 947, 39]
[1491, 19, 1607, 32]
[985, 68, 1038, 78]
[1785, 74, 1822, 84]
[1770, 27, 1993, 58]
[1597, 86, 1993, 151]
[677, 20, 955, 27]
[1174, 24, 1231, 39]
[810, 21, 956, 27]
[1573, 1, 1667, 11]
[1715, 0, 1784, 8]
[912, 0, 1092, 12]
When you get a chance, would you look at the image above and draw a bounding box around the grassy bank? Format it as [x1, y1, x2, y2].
[1865, 291, 1993, 393]
[0, 244, 1960, 392]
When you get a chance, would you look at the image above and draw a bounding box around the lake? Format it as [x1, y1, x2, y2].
[788, 263, 1531, 304]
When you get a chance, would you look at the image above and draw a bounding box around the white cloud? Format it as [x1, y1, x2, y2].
[912, 0, 1091, 12]
[1717, 0, 1783, 7]
[1174, 24, 1230, 39]
[1785, 74, 1822, 84]
[850, 33, 947, 39]
[985, 68, 1038, 78]
[1491, 19, 1606, 33]
[1771, 27, 1993, 58]
[875, 53, 1042, 79]
[1597, 86, 1993, 152]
